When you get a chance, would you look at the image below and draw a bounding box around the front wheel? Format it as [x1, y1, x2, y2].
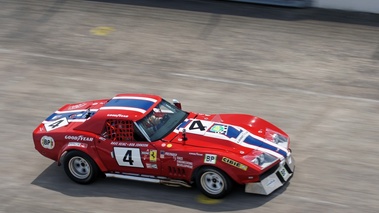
[196, 167, 233, 199]
[63, 150, 99, 184]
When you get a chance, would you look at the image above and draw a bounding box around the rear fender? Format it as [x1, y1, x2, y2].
[58, 143, 108, 172]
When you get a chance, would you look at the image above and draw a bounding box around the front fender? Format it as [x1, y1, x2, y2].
[190, 153, 254, 184]
[57, 142, 108, 172]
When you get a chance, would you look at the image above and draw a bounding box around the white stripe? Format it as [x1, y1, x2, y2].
[42, 119, 88, 124]
[205, 130, 284, 159]
[286, 195, 349, 208]
[240, 142, 285, 160]
[54, 109, 98, 114]
[68, 119, 87, 122]
[172, 73, 379, 104]
[113, 96, 157, 102]
[0, 48, 115, 67]
[100, 106, 146, 113]
[248, 132, 289, 155]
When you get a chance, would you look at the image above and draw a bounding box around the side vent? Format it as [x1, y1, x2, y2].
[168, 166, 186, 177]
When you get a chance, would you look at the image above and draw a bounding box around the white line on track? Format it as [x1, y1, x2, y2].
[172, 73, 379, 104]
[285, 194, 349, 208]
[0, 48, 115, 67]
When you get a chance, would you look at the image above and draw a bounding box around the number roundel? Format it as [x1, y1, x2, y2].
[44, 117, 69, 131]
[114, 147, 143, 168]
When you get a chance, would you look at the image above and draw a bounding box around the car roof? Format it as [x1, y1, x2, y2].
[98, 93, 162, 121]
[73, 94, 162, 134]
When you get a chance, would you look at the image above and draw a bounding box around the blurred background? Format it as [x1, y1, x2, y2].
[0, 0, 378, 212]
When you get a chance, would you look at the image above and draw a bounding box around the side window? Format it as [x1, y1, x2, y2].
[102, 119, 134, 141]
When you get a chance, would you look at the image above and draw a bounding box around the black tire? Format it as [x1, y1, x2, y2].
[63, 150, 99, 184]
[196, 167, 233, 199]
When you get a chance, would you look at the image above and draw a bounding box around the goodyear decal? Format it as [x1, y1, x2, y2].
[222, 157, 248, 171]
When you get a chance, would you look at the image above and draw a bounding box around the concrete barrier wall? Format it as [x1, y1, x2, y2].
[314, 0, 379, 14]
[230, 0, 379, 14]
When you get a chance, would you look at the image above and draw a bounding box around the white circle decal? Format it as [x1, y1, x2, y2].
[41, 136, 55, 149]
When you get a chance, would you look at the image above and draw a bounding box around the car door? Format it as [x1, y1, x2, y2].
[95, 119, 161, 176]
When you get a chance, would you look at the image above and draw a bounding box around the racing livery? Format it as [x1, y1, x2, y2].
[33, 94, 294, 198]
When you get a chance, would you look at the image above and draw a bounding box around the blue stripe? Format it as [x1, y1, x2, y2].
[244, 135, 287, 157]
[225, 126, 243, 139]
[177, 120, 191, 130]
[105, 99, 154, 110]
[45, 111, 90, 121]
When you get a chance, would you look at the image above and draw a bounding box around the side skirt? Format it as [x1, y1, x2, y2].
[105, 173, 192, 188]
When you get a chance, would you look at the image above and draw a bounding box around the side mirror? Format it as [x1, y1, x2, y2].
[173, 99, 182, 109]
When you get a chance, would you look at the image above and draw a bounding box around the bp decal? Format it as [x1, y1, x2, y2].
[40, 136, 55, 149]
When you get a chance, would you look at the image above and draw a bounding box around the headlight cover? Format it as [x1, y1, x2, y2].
[265, 128, 289, 148]
[244, 152, 277, 169]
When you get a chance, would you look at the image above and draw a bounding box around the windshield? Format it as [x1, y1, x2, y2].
[136, 99, 188, 141]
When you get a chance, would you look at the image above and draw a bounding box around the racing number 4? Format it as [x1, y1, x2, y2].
[44, 117, 69, 132]
[123, 150, 134, 165]
[49, 119, 64, 128]
[114, 147, 144, 168]
[189, 120, 206, 131]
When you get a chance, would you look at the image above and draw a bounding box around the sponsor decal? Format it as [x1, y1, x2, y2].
[40, 136, 55, 149]
[146, 163, 158, 169]
[209, 124, 228, 134]
[164, 152, 178, 160]
[160, 150, 165, 158]
[266, 178, 276, 187]
[176, 157, 193, 169]
[110, 142, 148, 147]
[141, 151, 149, 155]
[165, 152, 178, 157]
[67, 142, 88, 148]
[150, 150, 157, 162]
[204, 154, 217, 164]
[65, 135, 94, 142]
[221, 157, 248, 171]
[167, 144, 172, 148]
[68, 103, 87, 110]
[107, 113, 128, 118]
[161, 143, 166, 147]
[189, 152, 203, 156]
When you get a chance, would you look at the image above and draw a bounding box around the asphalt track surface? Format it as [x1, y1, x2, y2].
[1, 0, 379, 212]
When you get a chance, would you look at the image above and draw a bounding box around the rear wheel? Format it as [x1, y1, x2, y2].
[196, 167, 233, 199]
[63, 150, 99, 184]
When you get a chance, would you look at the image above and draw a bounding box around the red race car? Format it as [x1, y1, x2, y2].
[33, 94, 294, 198]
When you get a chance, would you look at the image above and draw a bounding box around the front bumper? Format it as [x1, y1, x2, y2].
[245, 154, 295, 195]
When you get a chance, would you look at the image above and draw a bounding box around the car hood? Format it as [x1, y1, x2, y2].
[170, 113, 290, 160]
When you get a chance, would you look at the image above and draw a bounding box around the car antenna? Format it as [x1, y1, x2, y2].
[182, 129, 188, 142]
[85, 108, 91, 119]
